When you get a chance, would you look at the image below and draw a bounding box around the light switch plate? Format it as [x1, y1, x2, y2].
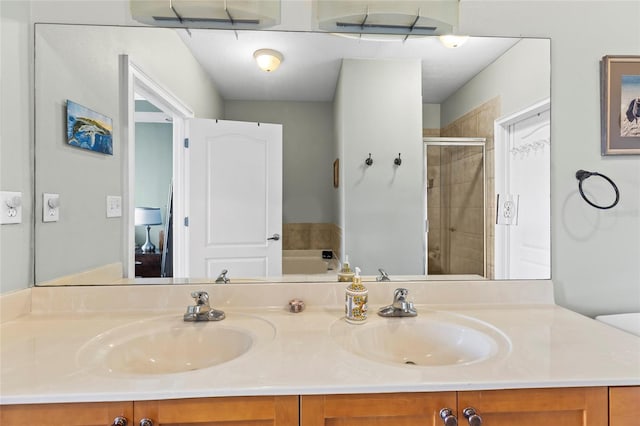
[106, 195, 122, 218]
[43, 193, 60, 222]
[0, 191, 22, 225]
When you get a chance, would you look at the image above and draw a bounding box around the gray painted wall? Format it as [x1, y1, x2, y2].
[441, 38, 551, 126]
[336, 58, 424, 275]
[224, 101, 336, 224]
[1, 0, 638, 319]
[0, 0, 33, 292]
[458, 1, 640, 317]
[32, 23, 223, 283]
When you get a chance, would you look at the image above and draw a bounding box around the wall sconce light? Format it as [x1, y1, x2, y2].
[394, 153, 402, 166]
[365, 153, 373, 166]
[135, 207, 162, 253]
[254, 48, 283, 72]
[439, 35, 469, 48]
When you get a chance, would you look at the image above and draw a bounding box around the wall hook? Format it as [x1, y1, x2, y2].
[394, 153, 402, 166]
[365, 153, 373, 166]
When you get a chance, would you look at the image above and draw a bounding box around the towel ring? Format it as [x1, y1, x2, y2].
[575, 170, 620, 210]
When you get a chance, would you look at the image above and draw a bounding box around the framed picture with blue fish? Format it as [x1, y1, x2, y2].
[600, 56, 640, 155]
[66, 100, 113, 155]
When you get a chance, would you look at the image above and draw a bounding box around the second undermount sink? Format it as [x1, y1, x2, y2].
[330, 311, 510, 367]
[77, 314, 275, 376]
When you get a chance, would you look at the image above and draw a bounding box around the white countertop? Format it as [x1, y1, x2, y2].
[1, 281, 639, 405]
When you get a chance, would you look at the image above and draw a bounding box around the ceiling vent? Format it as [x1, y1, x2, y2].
[130, 0, 281, 30]
[313, 0, 459, 37]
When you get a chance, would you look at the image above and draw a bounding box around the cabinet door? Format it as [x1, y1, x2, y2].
[458, 387, 607, 426]
[134, 395, 298, 426]
[0, 401, 133, 426]
[301, 392, 457, 426]
[610, 386, 640, 426]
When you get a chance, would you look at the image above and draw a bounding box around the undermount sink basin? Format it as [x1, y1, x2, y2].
[330, 312, 510, 367]
[77, 314, 275, 376]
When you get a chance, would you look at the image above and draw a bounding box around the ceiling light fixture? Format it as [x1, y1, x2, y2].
[439, 35, 469, 48]
[254, 49, 283, 72]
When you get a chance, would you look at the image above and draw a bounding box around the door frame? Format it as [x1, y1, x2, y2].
[120, 55, 194, 278]
[493, 97, 550, 279]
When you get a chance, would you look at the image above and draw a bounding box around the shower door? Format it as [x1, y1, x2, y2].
[424, 138, 486, 277]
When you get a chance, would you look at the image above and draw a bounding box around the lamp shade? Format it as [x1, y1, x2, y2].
[135, 207, 162, 226]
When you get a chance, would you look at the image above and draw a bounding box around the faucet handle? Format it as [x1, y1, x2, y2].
[191, 291, 210, 305]
[394, 288, 409, 300]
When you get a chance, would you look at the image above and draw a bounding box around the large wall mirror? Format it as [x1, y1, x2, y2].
[34, 23, 550, 286]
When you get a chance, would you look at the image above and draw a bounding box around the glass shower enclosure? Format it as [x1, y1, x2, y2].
[424, 137, 486, 277]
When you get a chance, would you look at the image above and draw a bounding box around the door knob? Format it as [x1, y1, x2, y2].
[463, 407, 483, 426]
[139, 419, 153, 426]
[440, 408, 458, 426]
[111, 417, 128, 426]
[267, 233, 280, 241]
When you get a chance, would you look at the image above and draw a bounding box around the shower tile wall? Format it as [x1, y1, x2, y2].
[283, 223, 341, 260]
[440, 97, 501, 278]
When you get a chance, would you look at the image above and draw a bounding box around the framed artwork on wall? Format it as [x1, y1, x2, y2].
[600, 55, 640, 155]
[66, 100, 113, 155]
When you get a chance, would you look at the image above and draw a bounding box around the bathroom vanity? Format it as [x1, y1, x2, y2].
[1, 281, 639, 426]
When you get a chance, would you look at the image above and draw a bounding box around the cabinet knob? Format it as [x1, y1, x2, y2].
[139, 419, 154, 426]
[111, 417, 128, 426]
[440, 408, 458, 426]
[463, 407, 483, 426]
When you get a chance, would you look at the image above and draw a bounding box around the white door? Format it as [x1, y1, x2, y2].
[496, 106, 550, 279]
[187, 119, 282, 280]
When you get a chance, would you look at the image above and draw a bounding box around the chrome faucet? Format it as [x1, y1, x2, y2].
[184, 291, 225, 321]
[378, 288, 417, 317]
[215, 269, 230, 283]
[376, 268, 390, 281]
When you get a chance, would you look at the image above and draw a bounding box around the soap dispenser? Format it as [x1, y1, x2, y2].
[345, 267, 368, 324]
[337, 255, 355, 282]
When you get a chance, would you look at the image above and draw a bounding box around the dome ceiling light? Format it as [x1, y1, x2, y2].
[254, 49, 284, 72]
[439, 35, 469, 48]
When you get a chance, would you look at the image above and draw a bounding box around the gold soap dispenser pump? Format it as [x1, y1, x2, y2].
[345, 267, 368, 324]
[337, 254, 355, 282]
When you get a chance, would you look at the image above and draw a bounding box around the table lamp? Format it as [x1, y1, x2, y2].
[135, 207, 162, 253]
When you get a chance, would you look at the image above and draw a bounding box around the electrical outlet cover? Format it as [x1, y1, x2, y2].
[106, 195, 122, 218]
[43, 193, 60, 222]
[496, 193, 519, 225]
[0, 191, 22, 225]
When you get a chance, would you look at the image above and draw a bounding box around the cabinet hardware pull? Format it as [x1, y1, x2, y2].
[139, 419, 154, 426]
[111, 416, 128, 426]
[463, 407, 483, 426]
[440, 408, 458, 426]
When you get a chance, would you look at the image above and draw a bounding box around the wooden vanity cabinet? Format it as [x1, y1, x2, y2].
[300, 392, 457, 426]
[609, 386, 640, 426]
[134, 395, 298, 426]
[457, 387, 608, 426]
[301, 387, 608, 426]
[0, 387, 622, 426]
[0, 401, 133, 426]
[0, 396, 297, 426]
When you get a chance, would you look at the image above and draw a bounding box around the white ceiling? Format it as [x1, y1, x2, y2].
[178, 29, 519, 104]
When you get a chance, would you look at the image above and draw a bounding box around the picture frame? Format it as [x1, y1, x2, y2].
[333, 159, 339, 188]
[66, 99, 113, 155]
[600, 55, 640, 155]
